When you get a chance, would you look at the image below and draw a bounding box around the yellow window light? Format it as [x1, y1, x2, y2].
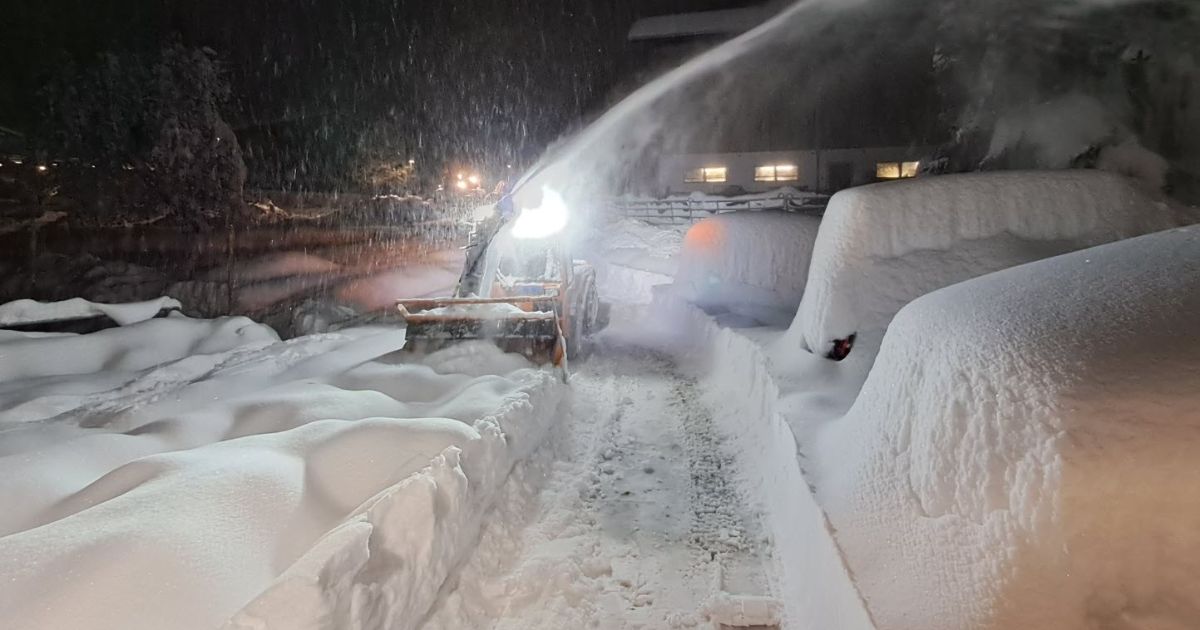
[755, 164, 799, 182]
[876, 162, 901, 179]
[685, 166, 728, 183]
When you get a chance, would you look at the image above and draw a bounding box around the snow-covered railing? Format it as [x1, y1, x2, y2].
[610, 189, 828, 225]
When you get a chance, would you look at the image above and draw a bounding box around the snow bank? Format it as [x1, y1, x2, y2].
[817, 226, 1200, 630]
[788, 170, 1188, 356]
[0, 312, 566, 630]
[674, 211, 820, 326]
[0, 296, 181, 327]
[660, 293, 873, 630]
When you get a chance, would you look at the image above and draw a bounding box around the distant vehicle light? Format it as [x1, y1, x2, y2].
[468, 174, 480, 186]
[512, 187, 569, 240]
[455, 180, 468, 190]
[457, 172, 465, 180]
[36, 165, 48, 173]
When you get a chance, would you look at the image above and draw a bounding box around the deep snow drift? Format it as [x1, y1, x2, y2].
[674, 211, 821, 326]
[0, 312, 566, 630]
[787, 170, 1191, 356]
[817, 226, 1200, 630]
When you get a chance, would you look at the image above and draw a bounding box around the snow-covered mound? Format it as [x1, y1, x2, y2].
[600, 217, 686, 264]
[591, 217, 686, 305]
[787, 170, 1189, 356]
[0, 296, 181, 327]
[0, 313, 565, 630]
[675, 211, 821, 326]
[816, 226, 1200, 630]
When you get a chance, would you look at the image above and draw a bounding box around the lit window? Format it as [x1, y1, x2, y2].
[685, 166, 727, 183]
[755, 164, 798, 182]
[877, 161, 920, 180]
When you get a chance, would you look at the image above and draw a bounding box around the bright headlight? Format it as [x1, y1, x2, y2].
[511, 187, 569, 240]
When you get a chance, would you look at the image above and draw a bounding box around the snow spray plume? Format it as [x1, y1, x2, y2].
[513, 0, 1200, 213]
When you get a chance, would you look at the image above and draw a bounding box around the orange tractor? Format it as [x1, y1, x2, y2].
[397, 188, 606, 373]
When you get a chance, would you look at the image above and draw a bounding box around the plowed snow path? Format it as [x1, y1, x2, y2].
[423, 342, 774, 629]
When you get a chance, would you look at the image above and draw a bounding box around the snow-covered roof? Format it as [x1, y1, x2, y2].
[628, 7, 768, 41]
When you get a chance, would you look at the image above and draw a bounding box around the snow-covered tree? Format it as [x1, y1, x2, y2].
[38, 42, 247, 229]
[935, 0, 1200, 194]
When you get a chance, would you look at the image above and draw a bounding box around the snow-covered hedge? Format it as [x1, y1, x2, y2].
[787, 170, 1189, 355]
[674, 211, 821, 325]
[816, 226, 1200, 630]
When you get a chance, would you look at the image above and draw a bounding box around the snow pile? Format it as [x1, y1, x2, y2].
[0, 312, 566, 630]
[788, 170, 1189, 356]
[600, 217, 687, 260]
[591, 217, 687, 304]
[674, 211, 820, 326]
[0, 295, 181, 326]
[816, 226, 1200, 630]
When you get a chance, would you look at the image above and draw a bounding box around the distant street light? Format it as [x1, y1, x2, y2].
[36, 165, 48, 173]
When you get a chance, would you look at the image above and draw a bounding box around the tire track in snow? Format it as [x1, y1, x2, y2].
[422, 338, 773, 630]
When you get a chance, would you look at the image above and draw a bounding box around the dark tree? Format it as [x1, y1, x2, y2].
[38, 43, 247, 229]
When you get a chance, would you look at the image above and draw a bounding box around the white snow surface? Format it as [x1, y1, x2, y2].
[659, 294, 874, 630]
[419, 317, 776, 630]
[788, 170, 1190, 355]
[0, 295, 182, 326]
[816, 226, 1200, 630]
[674, 211, 820, 326]
[422, 302, 554, 319]
[598, 217, 686, 263]
[0, 312, 566, 630]
[591, 218, 686, 305]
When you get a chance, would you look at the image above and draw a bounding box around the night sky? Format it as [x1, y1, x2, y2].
[1, 0, 766, 188]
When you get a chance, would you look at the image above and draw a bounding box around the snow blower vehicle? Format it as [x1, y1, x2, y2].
[396, 188, 607, 374]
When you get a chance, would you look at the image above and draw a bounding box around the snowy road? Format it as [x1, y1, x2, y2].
[424, 334, 776, 629]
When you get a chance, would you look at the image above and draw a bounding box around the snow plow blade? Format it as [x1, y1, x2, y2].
[396, 297, 566, 367]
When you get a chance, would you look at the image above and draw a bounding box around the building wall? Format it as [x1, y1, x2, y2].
[657, 147, 933, 196]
